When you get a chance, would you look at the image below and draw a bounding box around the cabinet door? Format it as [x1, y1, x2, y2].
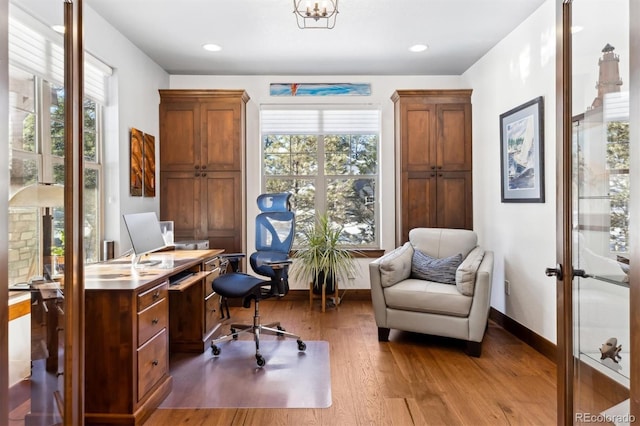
[201, 101, 242, 171]
[401, 171, 438, 242]
[436, 171, 472, 229]
[401, 102, 437, 172]
[160, 101, 201, 171]
[203, 171, 243, 254]
[160, 172, 203, 240]
[436, 103, 472, 171]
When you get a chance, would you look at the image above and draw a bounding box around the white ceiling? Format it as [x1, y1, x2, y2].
[20, 0, 547, 76]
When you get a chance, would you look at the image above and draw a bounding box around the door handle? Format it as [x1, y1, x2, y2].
[572, 268, 588, 278]
[545, 264, 563, 280]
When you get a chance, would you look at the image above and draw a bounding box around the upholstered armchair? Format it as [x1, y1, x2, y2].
[369, 228, 494, 356]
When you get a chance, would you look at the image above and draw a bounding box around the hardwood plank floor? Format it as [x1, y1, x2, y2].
[146, 297, 557, 425]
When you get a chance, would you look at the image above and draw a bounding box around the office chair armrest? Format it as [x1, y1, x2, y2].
[220, 253, 246, 273]
[263, 259, 292, 296]
[221, 253, 246, 262]
[263, 259, 293, 269]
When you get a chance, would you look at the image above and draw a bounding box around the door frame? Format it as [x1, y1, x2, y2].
[555, 0, 640, 423]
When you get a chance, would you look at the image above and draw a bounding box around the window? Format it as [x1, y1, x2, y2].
[607, 120, 629, 253]
[261, 108, 379, 248]
[7, 11, 111, 284]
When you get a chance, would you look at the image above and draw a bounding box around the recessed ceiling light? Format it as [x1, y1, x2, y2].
[202, 43, 222, 52]
[409, 44, 428, 53]
[52, 25, 65, 34]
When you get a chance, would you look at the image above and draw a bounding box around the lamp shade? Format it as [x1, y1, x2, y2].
[9, 183, 64, 208]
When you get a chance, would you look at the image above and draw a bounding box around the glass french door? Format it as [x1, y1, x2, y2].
[5, 1, 85, 425]
[556, 0, 638, 423]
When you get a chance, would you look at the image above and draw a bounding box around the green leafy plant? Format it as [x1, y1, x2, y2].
[291, 212, 359, 292]
[51, 231, 64, 256]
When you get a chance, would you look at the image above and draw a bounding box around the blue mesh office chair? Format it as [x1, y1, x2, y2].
[210, 193, 306, 367]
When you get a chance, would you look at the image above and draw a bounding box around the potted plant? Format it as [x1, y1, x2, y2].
[291, 212, 359, 294]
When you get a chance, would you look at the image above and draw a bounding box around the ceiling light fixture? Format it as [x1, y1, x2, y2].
[293, 0, 339, 29]
[52, 25, 65, 34]
[409, 44, 429, 53]
[202, 43, 222, 52]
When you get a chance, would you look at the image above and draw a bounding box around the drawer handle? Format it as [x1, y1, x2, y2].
[152, 318, 159, 324]
[152, 359, 159, 366]
[152, 291, 160, 299]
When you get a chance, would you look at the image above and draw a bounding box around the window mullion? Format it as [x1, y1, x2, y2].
[316, 132, 327, 215]
[38, 77, 54, 183]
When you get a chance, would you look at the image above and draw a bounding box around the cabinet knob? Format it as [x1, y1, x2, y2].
[153, 291, 160, 299]
[195, 172, 201, 177]
[194, 165, 200, 170]
[430, 173, 435, 177]
[201, 165, 207, 170]
[438, 174, 443, 177]
[431, 166, 436, 170]
[201, 172, 207, 177]
[152, 359, 159, 366]
[438, 166, 442, 170]
[152, 318, 159, 324]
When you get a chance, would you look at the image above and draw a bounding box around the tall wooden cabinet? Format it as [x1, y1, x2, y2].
[392, 90, 473, 245]
[159, 90, 249, 255]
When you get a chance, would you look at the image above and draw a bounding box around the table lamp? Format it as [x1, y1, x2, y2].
[9, 182, 65, 280]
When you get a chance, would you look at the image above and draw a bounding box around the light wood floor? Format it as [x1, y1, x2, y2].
[146, 295, 557, 425]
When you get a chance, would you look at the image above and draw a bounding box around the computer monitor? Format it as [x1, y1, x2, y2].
[122, 212, 167, 268]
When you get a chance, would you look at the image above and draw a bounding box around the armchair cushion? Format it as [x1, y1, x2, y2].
[411, 250, 462, 285]
[455, 246, 485, 296]
[379, 242, 413, 287]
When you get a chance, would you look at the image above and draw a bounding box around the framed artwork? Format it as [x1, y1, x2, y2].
[143, 133, 156, 197]
[499, 96, 545, 203]
[130, 128, 144, 196]
[270, 83, 371, 96]
[130, 128, 156, 197]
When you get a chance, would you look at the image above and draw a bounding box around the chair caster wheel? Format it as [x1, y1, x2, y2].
[256, 355, 266, 367]
[277, 325, 285, 337]
[231, 328, 238, 340]
[211, 344, 221, 356]
[297, 340, 306, 351]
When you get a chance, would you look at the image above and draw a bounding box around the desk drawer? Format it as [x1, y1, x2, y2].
[204, 257, 221, 297]
[138, 282, 168, 312]
[137, 328, 168, 401]
[138, 298, 168, 346]
[204, 291, 220, 333]
[204, 267, 220, 297]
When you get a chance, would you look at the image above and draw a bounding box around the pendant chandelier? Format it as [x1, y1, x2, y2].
[293, 0, 339, 29]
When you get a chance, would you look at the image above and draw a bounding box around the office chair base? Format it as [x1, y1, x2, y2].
[210, 320, 306, 367]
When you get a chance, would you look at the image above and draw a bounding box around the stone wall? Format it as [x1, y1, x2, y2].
[8, 209, 39, 284]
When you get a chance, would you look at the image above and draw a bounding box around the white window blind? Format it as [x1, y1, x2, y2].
[261, 108, 380, 134]
[8, 13, 113, 104]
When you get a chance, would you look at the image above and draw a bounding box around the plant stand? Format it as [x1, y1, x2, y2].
[309, 280, 340, 313]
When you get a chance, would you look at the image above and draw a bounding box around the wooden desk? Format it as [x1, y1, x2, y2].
[84, 249, 223, 425]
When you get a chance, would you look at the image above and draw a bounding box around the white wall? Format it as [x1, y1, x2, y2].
[169, 75, 467, 289]
[462, 0, 557, 342]
[83, 6, 169, 256]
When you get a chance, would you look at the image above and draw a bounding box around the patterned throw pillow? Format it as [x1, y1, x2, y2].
[411, 250, 463, 284]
